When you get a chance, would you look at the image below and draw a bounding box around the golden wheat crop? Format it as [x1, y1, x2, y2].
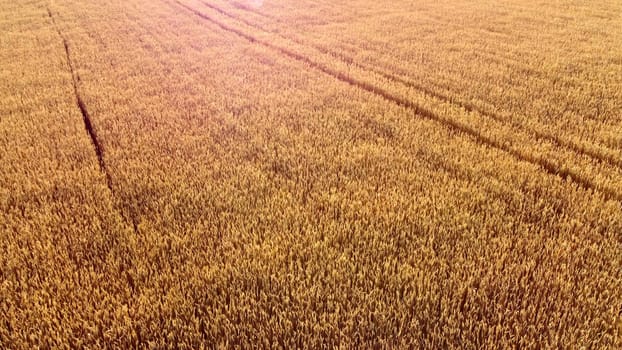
[1, 0, 621, 348]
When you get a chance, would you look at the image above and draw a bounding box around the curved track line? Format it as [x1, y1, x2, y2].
[47, 7, 111, 190]
[171, 0, 622, 203]
[208, 0, 622, 171]
[47, 6, 140, 234]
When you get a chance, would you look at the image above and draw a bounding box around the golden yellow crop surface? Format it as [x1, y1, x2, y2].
[1, 0, 621, 348]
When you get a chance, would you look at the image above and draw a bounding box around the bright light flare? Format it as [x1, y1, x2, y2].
[236, 0, 264, 10]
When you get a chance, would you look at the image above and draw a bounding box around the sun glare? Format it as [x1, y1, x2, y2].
[247, 0, 264, 9]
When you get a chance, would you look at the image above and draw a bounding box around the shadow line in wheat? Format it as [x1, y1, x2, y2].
[205, 0, 622, 171]
[169, 0, 622, 203]
[47, 6, 140, 234]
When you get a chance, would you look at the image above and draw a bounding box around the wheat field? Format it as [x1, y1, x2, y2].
[1, 0, 621, 348]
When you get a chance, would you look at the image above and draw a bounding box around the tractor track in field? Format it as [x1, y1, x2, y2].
[170, 0, 622, 203]
[47, 7, 140, 234]
[203, 0, 622, 171]
[47, 7, 111, 190]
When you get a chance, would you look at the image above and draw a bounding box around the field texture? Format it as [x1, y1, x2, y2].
[1, 0, 621, 348]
